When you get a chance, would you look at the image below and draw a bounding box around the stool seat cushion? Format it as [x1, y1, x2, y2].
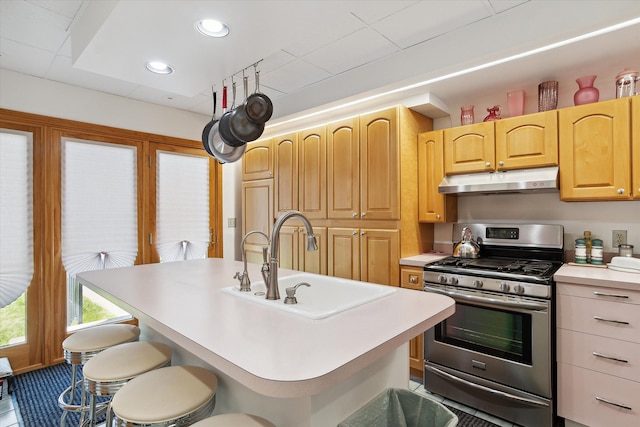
[83, 342, 172, 382]
[111, 365, 217, 423]
[63, 324, 140, 353]
[191, 414, 276, 427]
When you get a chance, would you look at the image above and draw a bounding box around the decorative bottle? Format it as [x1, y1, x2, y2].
[574, 75, 599, 105]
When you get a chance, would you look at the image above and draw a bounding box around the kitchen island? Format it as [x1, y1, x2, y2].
[78, 258, 455, 426]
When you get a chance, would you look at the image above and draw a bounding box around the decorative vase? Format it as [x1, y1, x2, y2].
[507, 90, 525, 117]
[460, 105, 474, 125]
[538, 81, 558, 112]
[483, 105, 501, 122]
[574, 75, 599, 105]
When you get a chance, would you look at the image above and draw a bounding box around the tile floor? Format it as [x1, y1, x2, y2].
[409, 378, 519, 427]
[0, 395, 19, 427]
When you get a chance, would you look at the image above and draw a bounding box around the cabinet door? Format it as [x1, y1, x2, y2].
[360, 108, 399, 220]
[633, 96, 640, 200]
[328, 228, 359, 280]
[277, 226, 299, 271]
[443, 121, 495, 174]
[360, 229, 399, 286]
[495, 110, 558, 170]
[274, 132, 298, 216]
[242, 139, 273, 181]
[418, 130, 456, 223]
[241, 179, 273, 264]
[327, 117, 360, 219]
[299, 226, 327, 275]
[559, 98, 631, 200]
[298, 126, 326, 219]
[401, 267, 424, 377]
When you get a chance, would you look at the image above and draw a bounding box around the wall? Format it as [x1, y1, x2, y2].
[0, 69, 243, 260]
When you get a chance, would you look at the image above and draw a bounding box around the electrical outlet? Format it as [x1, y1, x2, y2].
[227, 217, 236, 228]
[612, 230, 627, 247]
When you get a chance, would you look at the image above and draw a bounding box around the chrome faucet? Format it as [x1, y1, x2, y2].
[234, 230, 269, 292]
[264, 211, 318, 300]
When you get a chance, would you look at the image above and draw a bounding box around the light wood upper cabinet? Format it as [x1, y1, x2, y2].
[494, 110, 558, 170]
[274, 132, 298, 216]
[443, 121, 495, 175]
[418, 130, 457, 223]
[242, 139, 273, 181]
[298, 125, 326, 219]
[632, 97, 640, 200]
[559, 97, 632, 201]
[327, 117, 360, 219]
[360, 108, 399, 220]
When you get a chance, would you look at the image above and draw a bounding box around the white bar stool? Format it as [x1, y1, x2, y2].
[191, 414, 276, 427]
[110, 365, 218, 426]
[82, 341, 172, 427]
[58, 324, 140, 427]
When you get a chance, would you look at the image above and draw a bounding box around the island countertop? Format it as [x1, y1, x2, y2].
[77, 258, 455, 398]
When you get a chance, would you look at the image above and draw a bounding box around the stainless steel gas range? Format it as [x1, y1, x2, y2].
[423, 223, 564, 427]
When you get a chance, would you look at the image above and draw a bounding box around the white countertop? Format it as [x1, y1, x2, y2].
[77, 258, 454, 398]
[555, 263, 640, 290]
[399, 253, 450, 267]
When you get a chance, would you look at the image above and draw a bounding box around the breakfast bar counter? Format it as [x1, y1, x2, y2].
[78, 258, 455, 426]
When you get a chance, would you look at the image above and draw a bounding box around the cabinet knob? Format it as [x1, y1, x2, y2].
[360, 231, 365, 236]
[617, 188, 625, 194]
[485, 162, 491, 167]
[409, 275, 418, 284]
[361, 212, 366, 217]
[352, 212, 357, 217]
[498, 161, 504, 167]
[436, 214, 441, 220]
[352, 231, 357, 236]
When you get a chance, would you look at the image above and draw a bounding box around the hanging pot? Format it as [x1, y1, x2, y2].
[207, 121, 246, 163]
[218, 81, 246, 147]
[245, 68, 273, 123]
[227, 75, 265, 143]
[201, 88, 217, 157]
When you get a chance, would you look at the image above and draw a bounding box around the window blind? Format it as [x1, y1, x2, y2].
[0, 130, 34, 308]
[156, 151, 210, 262]
[61, 139, 138, 277]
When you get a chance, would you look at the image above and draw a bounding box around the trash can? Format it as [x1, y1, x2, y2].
[338, 388, 458, 427]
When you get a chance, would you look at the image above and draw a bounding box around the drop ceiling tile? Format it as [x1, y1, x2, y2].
[304, 28, 399, 75]
[45, 55, 140, 97]
[261, 60, 332, 93]
[28, 0, 84, 19]
[349, 0, 416, 25]
[128, 85, 208, 111]
[1, 0, 72, 53]
[372, 0, 493, 49]
[487, 0, 529, 13]
[0, 38, 54, 77]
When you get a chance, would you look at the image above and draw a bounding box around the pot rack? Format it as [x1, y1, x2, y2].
[221, 59, 264, 87]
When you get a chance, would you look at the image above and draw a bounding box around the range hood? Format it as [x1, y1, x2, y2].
[438, 166, 559, 195]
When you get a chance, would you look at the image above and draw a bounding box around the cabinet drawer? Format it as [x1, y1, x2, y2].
[557, 294, 640, 343]
[558, 364, 640, 427]
[557, 283, 640, 305]
[401, 268, 422, 291]
[557, 329, 640, 382]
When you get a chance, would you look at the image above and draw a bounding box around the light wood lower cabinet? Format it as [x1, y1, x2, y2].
[557, 282, 640, 427]
[401, 267, 424, 378]
[328, 228, 398, 286]
[241, 179, 273, 264]
[277, 226, 327, 275]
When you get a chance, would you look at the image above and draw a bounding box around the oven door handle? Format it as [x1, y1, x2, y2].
[424, 364, 550, 408]
[423, 286, 548, 311]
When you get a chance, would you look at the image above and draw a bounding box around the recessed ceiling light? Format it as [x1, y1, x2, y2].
[195, 19, 230, 38]
[146, 61, 174, 75]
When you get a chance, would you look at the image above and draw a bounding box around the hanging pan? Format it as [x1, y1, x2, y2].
[227, 74, 265, 143]
[245, 67, 273, 123]
[201, 87, 217, 157]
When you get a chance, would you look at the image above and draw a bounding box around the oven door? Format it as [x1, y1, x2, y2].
[423, 284, 552, 398]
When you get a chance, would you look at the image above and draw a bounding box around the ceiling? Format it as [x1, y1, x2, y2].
[2, 0, 640, 126]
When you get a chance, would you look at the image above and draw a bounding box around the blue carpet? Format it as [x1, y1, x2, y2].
[13, 363, 107, 427]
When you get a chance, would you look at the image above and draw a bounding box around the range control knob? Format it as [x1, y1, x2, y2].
[449, 277, 459, 285]
[514, 284, 525, 294]
[472, 279, 483, 289]
[499, 282, 510, 292]
[438, 275, 448, 284]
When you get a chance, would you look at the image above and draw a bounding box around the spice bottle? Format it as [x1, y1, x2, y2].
[591, 239, 603, 265]
[575, 239, 587, 264]
[583, 231, 592, 263]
